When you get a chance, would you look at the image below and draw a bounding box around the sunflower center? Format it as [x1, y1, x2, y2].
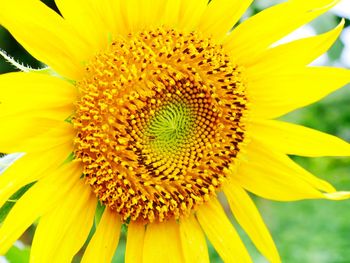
[147, 102, 193, 153]
[73, 28, 247, 223]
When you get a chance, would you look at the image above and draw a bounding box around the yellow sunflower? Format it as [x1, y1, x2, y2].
[1, 0, 350, 262]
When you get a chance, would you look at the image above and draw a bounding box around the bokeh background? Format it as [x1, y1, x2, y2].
[1, 0, 350, 262]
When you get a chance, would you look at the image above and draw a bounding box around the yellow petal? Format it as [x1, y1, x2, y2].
[161, 0, 182, 27]
[224, 0, 339, 65]
[178, 0, 208, 32]
[0, 141, 72, 208]
[0, 1, 89, 80]
[120, 0, 169, 33]
[0, 116, 73, 154]
[179, 214, 210, 263]
[323, 192, 350, 200]
[248, 67, 350, 119]
[143, 219, 184, 263]
[245, 20, 344, 72]
[199, 0, 253, 41]
[31, 178, 97, 263]
[16, 122, 74, 154]
[0, 161, 82, 255]
[234, 140, 348, 201]
[223, 182, 280, 263]
[125, 221, 146, 263]
[138, 0, 173, 30]
[251, 120, 350, 157]
[119, 0, 142, 33]
[55, 0, 121, 51]
[196, 198, 252, 263]
[82, 208, 121, 263]
[0, 117, 62, 153]
[0, 72, 76, 120]
[137, 0, 164, 28]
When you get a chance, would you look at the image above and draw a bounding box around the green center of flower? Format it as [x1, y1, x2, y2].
[147, 102, 194, 155]
[73, 28, 247, 223]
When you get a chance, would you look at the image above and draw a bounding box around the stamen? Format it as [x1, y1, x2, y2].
[73, 28, 247, 223]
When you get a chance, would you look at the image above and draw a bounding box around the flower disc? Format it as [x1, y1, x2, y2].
[73, 28, 248, 223]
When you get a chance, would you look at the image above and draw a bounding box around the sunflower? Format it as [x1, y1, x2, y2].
[1, 0, 350, 262]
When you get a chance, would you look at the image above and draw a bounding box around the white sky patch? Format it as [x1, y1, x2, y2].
[331, 0, 350, 19]
[0, 257, 9, 263]
[14, 240, 26, 249]
[272, 25, 329, 65]
[331, 0, 350, 68]
[340, 27, 350, 67]
[0, 153, 24, 174]
[273, 25, 317, 46]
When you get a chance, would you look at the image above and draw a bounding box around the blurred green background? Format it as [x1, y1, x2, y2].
[1, 0, 350, 262]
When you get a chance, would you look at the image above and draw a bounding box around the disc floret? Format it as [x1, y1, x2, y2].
[73, 28, 247, 223]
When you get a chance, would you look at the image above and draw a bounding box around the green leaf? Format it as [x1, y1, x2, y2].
[328, 39, 345, 62]
[0, 182, 35, 224]
[5, 244, 30, 263]
[94, 201, 106, 226]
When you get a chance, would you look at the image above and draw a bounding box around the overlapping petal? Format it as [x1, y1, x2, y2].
[125, 221, 145, 263]
[82, 209, 121, 263]
[251, 120, 350, 157]
[178, 0, 208, 31]
[245, 20, 344, 71]
[234, 139, 350, 201]
[199, 0, 253, 41]
[142, 219, 184, 262]
[197, 198, 252, 263]
[247, 67, 350, 118]
[225, 0, 340, 65]
[0, 161, 82, 254]
[0, 0, 90, 79]
[55, 0, 122, 51]
[179, 215, 210, 263]
[0, 142, 72, 209]
[0, 72, 76, 120]
[31, 177, 97, 262]
[224, 182, 280, 263]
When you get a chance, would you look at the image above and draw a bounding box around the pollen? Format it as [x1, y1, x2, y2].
[73, 28, 247, 223]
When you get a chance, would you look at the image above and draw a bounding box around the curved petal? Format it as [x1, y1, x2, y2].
[161, 0, 182, 27]
[0, 0, 90, 80]
[31, 178, 97, 263]
[223, 182, 280, 263]
[178, 0, 208, 32]
[245, 20, 344, 71]
[234, 140, 350, 201]
[119, 0, 181, 34]
[55, 0, 124, 49]
[250, 120, 350, 157]
[248, 67, 350, 119]
[125, 221, 146, 263]
[198, 0, 253, 41]
[196, 198, 252, 263]
[224, 0, 339, 65]
[0, 72, 76, 120]
[0, 140, 72, 208]
[143, 219, 184, 263]
[125, 0, 179, 31]
[81, 209, 121, 263]
[0, 115, 73, 154]
[0, 161, 82, 255]
[0, 118, 65, 153]
[179, 214, 210, 263]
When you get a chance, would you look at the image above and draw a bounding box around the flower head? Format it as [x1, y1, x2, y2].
[0, 0, 350, 262]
